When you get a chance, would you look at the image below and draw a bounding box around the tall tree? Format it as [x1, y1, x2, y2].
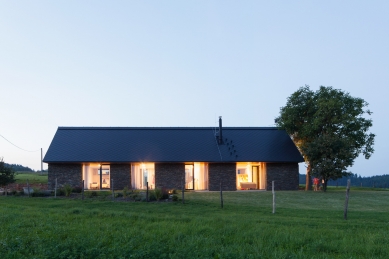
[0, 157, 16, 187]
[276, 86, 375, 191]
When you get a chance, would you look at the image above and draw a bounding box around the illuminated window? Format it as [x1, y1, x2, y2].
[131, 163, 155, 190]
[236, 162, 266, 190]
[82, 164, 110, 190]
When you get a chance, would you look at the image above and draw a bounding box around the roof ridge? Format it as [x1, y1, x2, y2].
[57, 126, 279, 130]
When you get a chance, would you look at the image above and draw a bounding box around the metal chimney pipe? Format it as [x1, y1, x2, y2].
[219, 116, 223, 144]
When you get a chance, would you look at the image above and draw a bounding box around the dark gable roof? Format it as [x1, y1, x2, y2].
[43, 127, 304, 163]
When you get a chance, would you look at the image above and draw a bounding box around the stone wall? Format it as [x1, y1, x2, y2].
[155, 163, 185, 189]
[48, 163, 82, 189]
[110, 164, 131, 190]
[208, 163, 236, 191]
[266, 163, 299, 191]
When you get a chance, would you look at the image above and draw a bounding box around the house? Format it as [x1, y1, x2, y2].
[43, 117, 304, 191]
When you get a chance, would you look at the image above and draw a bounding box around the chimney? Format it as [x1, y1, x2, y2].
[218, 116, 223, 144]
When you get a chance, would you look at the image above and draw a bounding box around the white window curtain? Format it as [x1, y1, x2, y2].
[194, 162, 208, 190]
[131, 163, 155, 189]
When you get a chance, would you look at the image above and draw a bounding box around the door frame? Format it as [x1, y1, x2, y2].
[185, 164, 194, 190]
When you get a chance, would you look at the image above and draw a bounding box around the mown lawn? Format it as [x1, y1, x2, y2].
[0, 190, 388, 258]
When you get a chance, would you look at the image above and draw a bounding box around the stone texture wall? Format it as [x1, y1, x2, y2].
[48, 163, 82, 189]
[155, 163, 185, 189]
[208, 163, 236, 191]
[110, 164, 131, 190]
[266, 163, 299, 191]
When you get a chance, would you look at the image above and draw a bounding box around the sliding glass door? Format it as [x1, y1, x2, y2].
[185, 164, 194, 190]
[82, 164, 110, 190]
[131, 163, 155, 189]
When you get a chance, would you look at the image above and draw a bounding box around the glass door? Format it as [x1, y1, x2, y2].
[131, 163, 155, 190]
[185, 164, 194, 190]
[252, 166, 259, 189]
[100, 165, 110, 189]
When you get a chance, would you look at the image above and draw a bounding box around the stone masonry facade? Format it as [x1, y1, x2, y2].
[110, 164, 131, 190]
[48, 163, 82, 190]
[266, 163, 299, 191]
[47, 162, 299, 191]
[208, 163, 236, 191]
[155, 163, 185, 189]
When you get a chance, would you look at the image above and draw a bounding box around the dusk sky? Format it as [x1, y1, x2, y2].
[1, 1, 387, 176]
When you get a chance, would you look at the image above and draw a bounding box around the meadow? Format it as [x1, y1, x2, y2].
[14, 172, 48, 184]
[0, 189, 388, 258]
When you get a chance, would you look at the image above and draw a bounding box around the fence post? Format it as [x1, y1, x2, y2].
[344, 179, 351, 220]
[272, 181, 275, 214]
[55, 178, 57, 198]
[220, 181, 223, 209]
[146, 181, 149, 202]
[182, 176, 185, 204]
[27, 180, 30, 197]
[82, 180, 84, 200]
[112, 179, 115, 200]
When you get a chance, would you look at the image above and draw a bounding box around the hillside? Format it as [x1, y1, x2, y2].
[4, 163, 35, 172]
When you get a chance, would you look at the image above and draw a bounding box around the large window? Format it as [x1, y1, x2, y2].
[82, 164, 110, 190]
[236, 162, 266, 190]
[131, 163, 155, 190]
[186, 163, 208, 190]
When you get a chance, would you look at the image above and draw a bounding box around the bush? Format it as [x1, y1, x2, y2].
[88, 191, 98, 198]
[172, 195, 178, 201]
[129, 190, 140, 201]
[161, 188, 169, 199]
[154, 188, 163, 201]
[72, 186, 82, 193]
[122, 186, 129, 197]
[32, 188, 45, 197]
[148, 191, 156, 201]
[15, 191, 24, 196]
[64, 184, 73, 197]
[115, 192, 123, 198]
[56, 188, 65, 196]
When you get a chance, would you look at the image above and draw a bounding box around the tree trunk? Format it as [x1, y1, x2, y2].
[323, 179, 328, 192]
[305, 164, 312, 191]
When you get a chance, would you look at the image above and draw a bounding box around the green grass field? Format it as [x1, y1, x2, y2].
[14, 172, 48, 184]
[1, 190, 388, 258]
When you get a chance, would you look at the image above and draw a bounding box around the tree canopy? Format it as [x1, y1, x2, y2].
[4, 163, 35, 172]
[0, 157, 16, 187]
[276, 86, 375, 191]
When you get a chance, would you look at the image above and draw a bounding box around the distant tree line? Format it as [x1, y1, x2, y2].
[299, 173, 389, 188]
[4, 163, 35, 172]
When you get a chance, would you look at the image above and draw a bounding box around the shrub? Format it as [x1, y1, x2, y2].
[172, 195, 178, 201]
[64, 184, 73, 197]
[148, 191, 156, 201]
[32, 188, 45, 197]
[87, 191, 98, 198]
[154, 188, 163, 201]
[161, 188, 169, 199]
[122, 186, 129, 198]
[15, 191, 24, 196]
[56, 188, 65, 196]
[72, 186, 82, 193]
[129, 190, 140, 201]
[115, 192, 123, 198]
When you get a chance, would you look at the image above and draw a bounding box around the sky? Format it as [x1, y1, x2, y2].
[0, 1, 388, 176]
